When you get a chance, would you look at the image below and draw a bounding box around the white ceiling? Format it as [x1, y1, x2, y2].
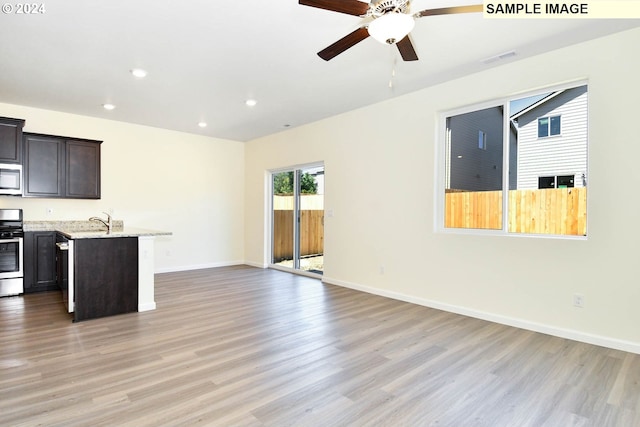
[1, 1, 638, 142]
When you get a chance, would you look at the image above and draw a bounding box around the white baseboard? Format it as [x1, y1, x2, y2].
[244, 261, 268, 269]
[138, 302, 156, 312]
[322, 276, 640, 355]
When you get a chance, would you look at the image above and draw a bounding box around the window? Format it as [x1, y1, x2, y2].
[538, 175, 575, 189]
[439, 83, 588, 237]
[556, 175, 574, 188]
[538, 176, 555, 189]
[538, 115, 561, 137]
[478, 130, 487, 150]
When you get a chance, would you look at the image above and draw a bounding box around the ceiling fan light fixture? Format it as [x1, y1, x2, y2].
[368, 12, 415, 45]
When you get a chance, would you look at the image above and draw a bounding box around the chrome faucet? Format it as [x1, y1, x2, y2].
[89, 212, 113, 233]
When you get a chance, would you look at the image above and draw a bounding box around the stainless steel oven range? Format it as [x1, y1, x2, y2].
[0, 208, 23, 297]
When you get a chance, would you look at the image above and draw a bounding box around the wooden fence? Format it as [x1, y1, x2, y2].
[273, 195, 324, 261]
[445, 187, 587, 235]
[273, 195, 324, 210]
[273, 188, 586, 261]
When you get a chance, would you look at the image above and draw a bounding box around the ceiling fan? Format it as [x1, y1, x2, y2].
[299, 0, 483, 61]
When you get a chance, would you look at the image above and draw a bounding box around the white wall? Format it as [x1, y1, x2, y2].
[245, 28, 640, 352]
[0, 104, 245, 272]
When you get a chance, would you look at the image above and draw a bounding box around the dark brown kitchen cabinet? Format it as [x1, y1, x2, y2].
[23, 231, 58, 293]
[73, 237, 138, 322]
[23, 133, 101, 199]
[0, 116, 25, 164]
[66, 139, 101, 199]
[23, 134, 65, 197]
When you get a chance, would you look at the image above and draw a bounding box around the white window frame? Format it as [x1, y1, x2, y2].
[434, 80, 588, 240]
[538, 115, 561, 138]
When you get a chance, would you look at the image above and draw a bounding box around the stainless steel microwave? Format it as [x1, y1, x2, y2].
[0, 164, 22, 195]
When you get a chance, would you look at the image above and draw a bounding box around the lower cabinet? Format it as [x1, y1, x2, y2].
[73, 237, 138, 322]
[23, 231, 58, 293]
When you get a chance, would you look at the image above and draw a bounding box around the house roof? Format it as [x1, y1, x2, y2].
[510, 90, 566, 121]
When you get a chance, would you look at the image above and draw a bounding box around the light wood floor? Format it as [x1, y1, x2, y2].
[2, 265, 640, 426]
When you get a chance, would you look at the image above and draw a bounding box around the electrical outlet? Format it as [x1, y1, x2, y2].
[573, 294, 585, 308]
[379, 265, 385, 275]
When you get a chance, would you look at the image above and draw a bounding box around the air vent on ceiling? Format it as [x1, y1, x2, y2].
[481, 50, 517, 65]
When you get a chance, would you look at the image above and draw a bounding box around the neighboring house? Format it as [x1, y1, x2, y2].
[445, 85, 588, 192]
[445, 106, 518, 191]
[510, 85, 588, 189]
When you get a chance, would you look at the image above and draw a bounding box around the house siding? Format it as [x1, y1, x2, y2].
[446, 106, 504, 191]
[515, 85, 588, 189]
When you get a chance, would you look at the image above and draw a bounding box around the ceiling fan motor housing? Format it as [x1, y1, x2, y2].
[369, 0, 411, 17]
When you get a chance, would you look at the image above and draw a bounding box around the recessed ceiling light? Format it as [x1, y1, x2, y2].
[245, 99, 257, 107]
[130, 68, 147, 78]
[102, 103, 116, 111]
[198, 122, 207, 128]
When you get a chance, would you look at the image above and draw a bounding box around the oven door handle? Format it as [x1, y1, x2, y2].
[0, 237, 22, 244]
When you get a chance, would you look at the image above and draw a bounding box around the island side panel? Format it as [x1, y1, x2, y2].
[138, 236, 156, 312]
[73, 237, 139, 322]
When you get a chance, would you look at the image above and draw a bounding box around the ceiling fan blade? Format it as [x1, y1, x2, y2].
[318, 27, 370, 61]
[299, 0, 370, 16]
[415, 4, 483, 17]
[396, 36, 418, 61]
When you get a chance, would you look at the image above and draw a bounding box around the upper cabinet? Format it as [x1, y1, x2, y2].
[23, 134, 65, 198]
[23, 133, 101, 199]
[0, 117, 25, 164]
[66, 139, 101, 199]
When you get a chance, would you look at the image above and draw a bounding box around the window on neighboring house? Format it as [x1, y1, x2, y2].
[538, 175, 575, 189]
[478, 130, 487, 150]
[538, 115, 561, 138]
[439, 83, 588, 237]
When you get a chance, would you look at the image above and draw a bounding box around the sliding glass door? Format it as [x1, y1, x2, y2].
[271, 164, 324, 274]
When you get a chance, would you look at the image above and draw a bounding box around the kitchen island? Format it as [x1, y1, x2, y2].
[25, 221, 171, 322]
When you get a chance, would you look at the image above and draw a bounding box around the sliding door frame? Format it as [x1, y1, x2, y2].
[268, 162, 324, 278]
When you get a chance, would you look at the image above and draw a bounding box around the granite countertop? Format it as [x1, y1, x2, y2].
[56, 227, 172, 239]
[24, 220, 172, 239]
